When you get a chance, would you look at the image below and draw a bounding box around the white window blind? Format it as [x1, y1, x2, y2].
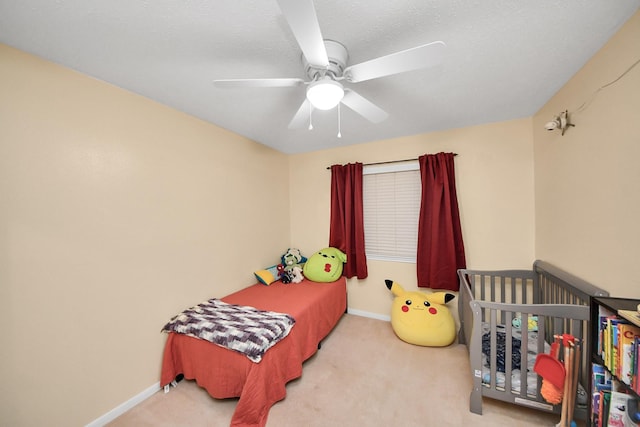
[363, 161, 421, 263]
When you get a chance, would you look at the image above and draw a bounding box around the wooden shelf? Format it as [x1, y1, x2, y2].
[590, 297, 640, 426]
[618, 309, 640, 328]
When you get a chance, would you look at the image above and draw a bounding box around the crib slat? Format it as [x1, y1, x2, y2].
[491, 276, 496, 306]
[520, 312, 528, 399]
[490, 309, 497, 390]
[535, 320, 546, 404]
[505, 311, 513, 394]
[500, 279, 506, 325]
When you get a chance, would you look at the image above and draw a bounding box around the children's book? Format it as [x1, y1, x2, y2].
[592, 363, 607, 426]
[599, 306, 616, 356]
[635, 337, 640, 393]
[607, 390, 628, 427]
[632, 343, 635, 390]
[599, 389, 612, 427]
[619, 323, 640, 385]
[609, 317, 628, 374]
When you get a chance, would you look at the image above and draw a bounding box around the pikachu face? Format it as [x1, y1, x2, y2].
[385, 279, 456, 347]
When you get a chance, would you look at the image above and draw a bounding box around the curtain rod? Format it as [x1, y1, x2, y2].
[326, 153, 458, 170]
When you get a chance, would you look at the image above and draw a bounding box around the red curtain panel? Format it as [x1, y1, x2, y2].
[417, 153, 466, 290]
[329, 163, 368, 279]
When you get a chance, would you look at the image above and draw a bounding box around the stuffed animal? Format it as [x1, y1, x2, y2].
[281, 248, 307, 284]
[277, 263, 291, 284]
[284, 266, 304, 284]
[303, 247, 346, 282]
[512, 315, 538, 332]
[385, 279, 456, 347]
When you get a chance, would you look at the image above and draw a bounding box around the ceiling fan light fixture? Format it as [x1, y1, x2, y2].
[306, 78, 344, 110]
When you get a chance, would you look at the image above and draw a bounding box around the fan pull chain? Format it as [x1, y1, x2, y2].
[337, 103, 342, 138]
[308, 102, 313, 130]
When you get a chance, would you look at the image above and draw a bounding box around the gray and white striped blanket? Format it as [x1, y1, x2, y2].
[161, 299, 296, 363]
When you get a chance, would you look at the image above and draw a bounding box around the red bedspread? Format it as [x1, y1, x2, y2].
[160, 277, 347, 427]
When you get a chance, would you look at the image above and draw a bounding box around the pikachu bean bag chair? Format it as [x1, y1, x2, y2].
[385, 279, 456, 347]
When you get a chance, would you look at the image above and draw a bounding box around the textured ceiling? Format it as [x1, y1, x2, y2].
[1, 1, 638, 154]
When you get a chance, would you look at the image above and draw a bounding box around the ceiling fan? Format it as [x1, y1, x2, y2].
[214, 0, 446, 132]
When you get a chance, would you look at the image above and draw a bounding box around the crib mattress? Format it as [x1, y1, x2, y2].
[480, 323, 587, 406]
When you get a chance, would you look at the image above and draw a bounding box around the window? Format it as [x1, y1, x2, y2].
[363, 161, 421, 263]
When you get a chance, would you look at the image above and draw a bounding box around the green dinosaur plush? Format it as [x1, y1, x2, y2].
[302, 247, 347, 282]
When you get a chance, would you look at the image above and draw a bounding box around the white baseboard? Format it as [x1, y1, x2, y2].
[85, 382, 161, 427]
[85, 311, 387, 426]
[347, 308, 390, 322]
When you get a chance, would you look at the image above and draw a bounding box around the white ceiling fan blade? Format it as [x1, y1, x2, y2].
[343, 41, 446, 83]
[288, 99, 314, 129]
[214, 78, 304, 88]
[341, 89, 388, 123]
[276, 0, 328, 68]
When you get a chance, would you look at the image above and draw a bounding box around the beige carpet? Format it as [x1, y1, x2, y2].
[108, 314, 572, 427]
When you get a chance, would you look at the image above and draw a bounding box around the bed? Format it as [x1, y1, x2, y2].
[160, 277, 347, 427]
[457, 260, 608, 420]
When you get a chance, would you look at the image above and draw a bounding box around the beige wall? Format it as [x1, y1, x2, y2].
[533, 11, 640, 298]
[289, 118, 535, 316]
[0, 44, 290, 426]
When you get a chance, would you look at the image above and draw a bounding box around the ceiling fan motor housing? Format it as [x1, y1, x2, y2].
[304, 40, 349, 80]
[213, 1, 446, 129]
